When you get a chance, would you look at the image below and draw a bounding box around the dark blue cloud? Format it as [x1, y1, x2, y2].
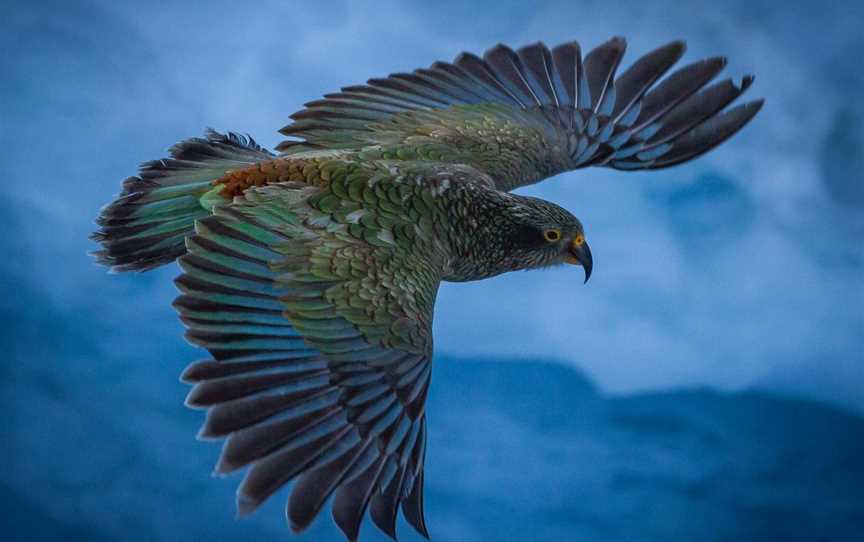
[821, 108, 864, 208]
[649, 172, 756, 249]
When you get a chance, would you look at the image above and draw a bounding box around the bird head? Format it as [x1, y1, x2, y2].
[503, 195, 593, 283]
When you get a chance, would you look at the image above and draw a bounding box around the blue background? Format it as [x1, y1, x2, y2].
[2, 1, 862, 540]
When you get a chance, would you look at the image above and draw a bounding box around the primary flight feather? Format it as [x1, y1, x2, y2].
[92, 37, 761, 541]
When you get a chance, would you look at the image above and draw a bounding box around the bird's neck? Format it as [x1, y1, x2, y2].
[438, 187, 531, 282]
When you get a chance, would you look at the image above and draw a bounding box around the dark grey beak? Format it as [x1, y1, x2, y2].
[568, 240, 593, 283]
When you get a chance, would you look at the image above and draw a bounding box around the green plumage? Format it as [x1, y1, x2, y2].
[92, 36, 762, 542]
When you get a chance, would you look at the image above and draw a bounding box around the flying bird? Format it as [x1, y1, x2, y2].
[93, 37, 761, 541]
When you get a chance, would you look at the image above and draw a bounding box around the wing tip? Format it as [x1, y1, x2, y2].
[669, 39, 687, 54]
[644, 96, 765, 169]
[747, 96, 766, 111]
[489, 41, 510, 51]
[236, 490, 262, 518]
[608, 35, 628, 50]
[288, 514, 313, 535]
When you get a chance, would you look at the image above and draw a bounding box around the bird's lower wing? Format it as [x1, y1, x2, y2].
[174, 183, 436, 541]
[277, 38, 762, 190]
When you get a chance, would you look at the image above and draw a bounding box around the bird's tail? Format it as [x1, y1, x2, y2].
[91, 129, 275, 272]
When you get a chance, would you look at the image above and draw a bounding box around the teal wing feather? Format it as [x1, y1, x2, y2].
[277, 38, 762, 190]
[174, 181, 436, 541]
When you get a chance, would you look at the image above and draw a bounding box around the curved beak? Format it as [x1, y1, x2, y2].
[566, 239, 593, 283]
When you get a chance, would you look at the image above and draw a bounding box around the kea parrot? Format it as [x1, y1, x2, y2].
[92, 37, 762, 541]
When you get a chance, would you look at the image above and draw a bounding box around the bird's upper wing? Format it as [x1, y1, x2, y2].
[277, 38, 762, 191]
[174, 180, 437, 541]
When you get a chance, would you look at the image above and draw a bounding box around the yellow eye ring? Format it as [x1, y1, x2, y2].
[573, 234, 585, 246]
[543, 229, 562, 242]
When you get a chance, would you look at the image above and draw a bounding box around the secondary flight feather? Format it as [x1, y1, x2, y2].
[92, 36, 761, 541]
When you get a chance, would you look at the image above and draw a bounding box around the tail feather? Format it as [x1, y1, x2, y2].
[92, 129, 274, 272]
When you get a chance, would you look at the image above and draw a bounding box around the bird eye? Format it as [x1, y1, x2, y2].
[573, 234, 585, 246]
[543, 229, 562, 242]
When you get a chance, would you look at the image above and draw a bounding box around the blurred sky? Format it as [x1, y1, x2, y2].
[2, 0, 862, 410]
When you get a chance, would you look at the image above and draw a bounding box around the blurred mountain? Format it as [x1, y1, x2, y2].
[427, 360, 864, 542]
